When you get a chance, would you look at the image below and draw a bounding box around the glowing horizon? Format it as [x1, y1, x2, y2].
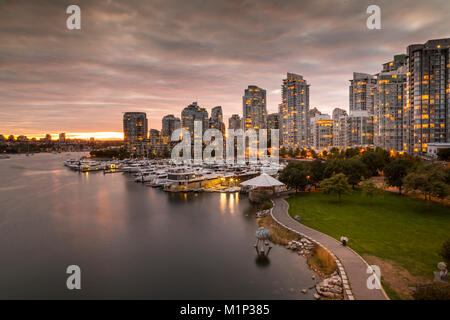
[5, 132, 124, 141]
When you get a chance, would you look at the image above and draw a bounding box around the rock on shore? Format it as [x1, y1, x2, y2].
[285, 239, 315, 256]
[314, 271, 344, 300]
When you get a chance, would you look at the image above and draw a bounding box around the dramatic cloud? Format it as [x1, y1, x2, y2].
[0, 0, 449, 137]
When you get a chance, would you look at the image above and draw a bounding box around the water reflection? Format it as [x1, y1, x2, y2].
[0, 153, 315, 299]
[220, 192, 227, 212]
[255, 255, 271, 268]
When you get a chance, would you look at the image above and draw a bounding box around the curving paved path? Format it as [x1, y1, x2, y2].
[271, 197, 388, 300]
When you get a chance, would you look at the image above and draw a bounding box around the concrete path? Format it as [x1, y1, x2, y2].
[271, 197, 388, 300]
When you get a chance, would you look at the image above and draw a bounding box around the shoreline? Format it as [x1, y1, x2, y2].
[255, 206, 344, 300]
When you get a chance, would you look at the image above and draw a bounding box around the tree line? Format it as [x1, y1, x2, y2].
[278, 147, 450, 202]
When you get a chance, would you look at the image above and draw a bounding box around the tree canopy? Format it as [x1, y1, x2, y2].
[320, 173, 351, 201]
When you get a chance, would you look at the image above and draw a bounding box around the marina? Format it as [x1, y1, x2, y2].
[63, 156, 286, 193]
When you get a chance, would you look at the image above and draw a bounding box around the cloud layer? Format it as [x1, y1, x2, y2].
[1, 0, 449, 136]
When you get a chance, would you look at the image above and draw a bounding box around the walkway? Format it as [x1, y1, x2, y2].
[271, 197, 388, 300]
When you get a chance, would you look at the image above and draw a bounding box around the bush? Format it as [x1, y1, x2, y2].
[439, 240, 450, 265]
[261, 201, 273, 211]
[360, 179, 379, 197]
[413, 283, 450, 300]
[437, 148, 450, 161]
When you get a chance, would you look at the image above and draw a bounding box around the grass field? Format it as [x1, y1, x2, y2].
[286, 191, 450, 279]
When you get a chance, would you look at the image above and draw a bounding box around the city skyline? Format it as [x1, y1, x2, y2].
[1, 0, 450, 139]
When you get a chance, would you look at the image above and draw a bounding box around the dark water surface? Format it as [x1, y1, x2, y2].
[0, 153, 315, 299]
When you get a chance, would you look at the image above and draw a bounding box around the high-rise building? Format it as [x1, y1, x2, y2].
[228, 114, 241, 130]
[405, 38, 450, 154]
[374, 55, 407, 152]
[267, 113, 280, 149]
[161, 114, 181, 144]
[332, 108, 348, 148]
[279, 73, 310, 149]
[348, 73, 376, 147]
[242, 85, 267, 131]
[148, 129, 164, 156]
[310, 114, 333, 151]
[123, 112, 148, 155]
[309, 107, 322, 119]
[59, 133, 66, 144]
[181, 102, 209, 144]
[346, 111, 374, 147]
[267, 113, 280, 130]
[349, 72, 377, 114]
[209, 106, 226, 136]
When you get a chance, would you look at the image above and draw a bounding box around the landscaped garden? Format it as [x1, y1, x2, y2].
[286, 190, 450, 298]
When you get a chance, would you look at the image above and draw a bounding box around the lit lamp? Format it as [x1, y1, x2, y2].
[340, 236, 348, 246]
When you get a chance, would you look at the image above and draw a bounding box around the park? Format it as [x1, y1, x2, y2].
[277, 147, 450, 299]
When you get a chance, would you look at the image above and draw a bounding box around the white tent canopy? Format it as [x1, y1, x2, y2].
[240, 173, 285, 187]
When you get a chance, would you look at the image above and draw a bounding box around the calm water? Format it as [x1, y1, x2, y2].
[0, 153, 315, 299]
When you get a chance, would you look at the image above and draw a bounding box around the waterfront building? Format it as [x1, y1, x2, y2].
[242, 85, 267, 131]
[44, 134, 52, 142]
[267, 113, 280, 130]
[123, 112, 148, 155]
[405, 38, 450, 154]
[181, 102, 209, 137]
[348, 73, 376, 147]
[209, 106, 226, 136]
[279, 73, 310, 150]
[309, 107, 322, 119]
[332, 108, 348, 148]
[310, 114, 333, 151]
[349, 72, 377, 114]
[346, 110, 374, 147]
[374, 55, 407, 152]
[161, 114, 181, 144]
[267, 112, 280, 153]
[59, 133, 66, 144]
[148, 129, 164, 156]
[228, 114, 242, 130]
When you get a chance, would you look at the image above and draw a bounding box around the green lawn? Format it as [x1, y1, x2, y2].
[286, 191, 450, 279]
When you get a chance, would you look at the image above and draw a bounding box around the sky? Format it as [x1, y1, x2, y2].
[1, 0, 449, 139]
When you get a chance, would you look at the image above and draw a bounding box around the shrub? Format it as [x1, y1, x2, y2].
[439, 240, 450, 266]
[413, 283, 450, 300]
[361, 179, 379, 197]
[308, 246, 337, 275]
[261, 201, 273, 211]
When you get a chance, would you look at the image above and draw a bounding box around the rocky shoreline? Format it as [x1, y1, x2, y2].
[256, 208, 344, 300]
[285, 239, 344, 300]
